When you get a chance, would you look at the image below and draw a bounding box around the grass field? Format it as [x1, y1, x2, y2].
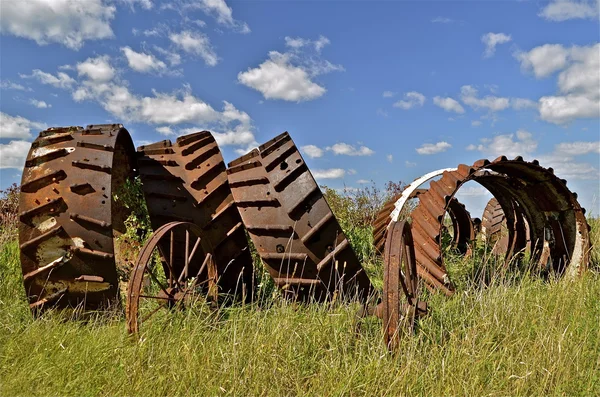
[1, 186, 599, 396]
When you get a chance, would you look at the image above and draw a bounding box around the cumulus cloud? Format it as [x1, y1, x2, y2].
[481, 32, 512, 58]
[0, 80, 31, 91]
[0, 0, 115, 50]
[170, 30, 218, 66]
[327, 143, 374, 156]
[538, 141, 600, 180]
[194, 0, 250, 33]
[238, 37, 342, 102]
[517, 44, 570, 78]
[238, 52, 326, 102]
[518, 43, 600, 124]
[301, 145, 325, 158]
[119, 0, 153, 10]
[393, 91, 426, 110]
[471, 120, 482, 127]
[285, 35, 330, 52]
[156, 126, 175, 136]
[313, 168, 346, 179]
[0, 112, 47, 139]
[21, 69, 76, 89]
[29, 99, 51, 108]
[0, 140, 32, 169]
[76, 55, 115, 82]
[433, 96, 465, 114]
[460, 85, 510, 112]
[416, 141, 452, 155]
[539, 0, 600, 21]
[122, 47, 167, 73]
[466, 129, 538, 158]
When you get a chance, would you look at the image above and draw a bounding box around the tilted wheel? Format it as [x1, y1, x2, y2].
[382, 221, 427, 350]
[126, 222, 217, 334]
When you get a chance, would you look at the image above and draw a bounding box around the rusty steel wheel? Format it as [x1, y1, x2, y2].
[382, 221, 426, 351]
[126, 221, 217, 334]
[137, 131, 254, 302]
[228, 132, 373, 303]
[18, 124, 136, 314]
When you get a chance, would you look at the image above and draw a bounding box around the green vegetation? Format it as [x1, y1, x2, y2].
[1, 186, 599, 396]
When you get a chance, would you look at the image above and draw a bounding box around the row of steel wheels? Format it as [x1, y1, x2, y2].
[18, 126, 420, 351]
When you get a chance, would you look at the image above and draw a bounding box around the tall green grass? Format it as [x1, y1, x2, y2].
[1, 182, 599, 396]
[1, 233, 599, 396]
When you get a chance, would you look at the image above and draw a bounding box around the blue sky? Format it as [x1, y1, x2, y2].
[1, 0, 599, 218]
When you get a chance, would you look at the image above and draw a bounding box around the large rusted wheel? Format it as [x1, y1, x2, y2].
[137, 131, 253, 302]
[126, 221, 217, 335]
[228, 132, 373, 303]
[382, 221, 426, 351]
[18, 124, 136, 314]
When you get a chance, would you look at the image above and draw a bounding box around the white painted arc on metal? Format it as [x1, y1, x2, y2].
[389, 168, 458, 222]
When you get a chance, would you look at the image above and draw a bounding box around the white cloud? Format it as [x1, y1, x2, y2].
[154, 46, 182, 66]
[285, 35, 330, 52]
[0, 80, 31, 91]
[393, 91, 426, 110]
[471, 120, 482, 127]
[76, 55, 115, 82]
[520, 43, 600, 124]
[21, 69, 76, 89]
[357, 179, 370, 184]
[382, 91, 396, 98]
[554, 141, 600, 155]
[456, 186, 489, 197]
[431, 16, 455, 23]
[460, 85, 510, 112]
[119, 0, 153, 10]
[347, 169, 357, 175]
[517, 44, 569, 78]
[405, 160, 416, 167]
[466, 129, 538, 158]
[327, 143, 374, 156]
[511, 98, 538, 110]
[301, 145, 325, 158]
[387, 154, 394, 163]
[313, 168, 346, 179]
[538, 141, 600, 180]
[376, 108, 389, 117]
[238, 52, 326, 102]
[156, 126, 175, 136]
[416, 141, 452, 155]
[29, 99, 51, 108]
[238, 36, 342, 102]
[194, 0, 250, 33]
[122, 47, 167, 73]
[433, 96, 465, 114]
[0, 0, 115, 50]
[539, 0, 600, 21]
[0, 140, 32, 169]
[481, 32, 512, 58]
[170, 30, 218, 66]
[0, 112, 47, 139]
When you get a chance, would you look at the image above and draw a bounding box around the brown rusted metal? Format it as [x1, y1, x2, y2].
[409, 156, 591, 294]
[381, 220, 427, 351]
[137, 131, 254, 301]
[19, 124, 137, 313]
[373, 191, 475, 256]
[227, 132, 373, 303]
[480, 197, 509, 254]
[126, 221, 217, 334]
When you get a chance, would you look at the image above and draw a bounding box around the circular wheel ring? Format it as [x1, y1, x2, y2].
[382, 221, 423, 350]
[126, 221, 217, 334]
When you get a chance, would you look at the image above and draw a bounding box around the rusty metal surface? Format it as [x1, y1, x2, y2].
[410, 156, 591, 294]
[373, 190, 475, 256]
[19, 124, 137, 313]
[381, 220, 426, 351]
[137, 131, 254, 301]
[126, 221, 217, 334]
[481, 197, 509, 254]
[227, 132, 373, 303]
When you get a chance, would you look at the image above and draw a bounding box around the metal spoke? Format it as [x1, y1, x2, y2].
[187, 236, 201, 264]
[140, 303, 167, 324]
[145, 267, 170, 297]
